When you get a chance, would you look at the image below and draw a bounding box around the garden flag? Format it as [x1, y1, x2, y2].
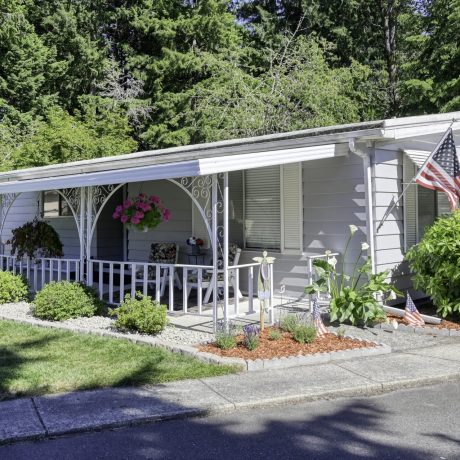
[404, 293, 425, 327]
[415, 128, 460, 211]
[312, 298, 328, 338]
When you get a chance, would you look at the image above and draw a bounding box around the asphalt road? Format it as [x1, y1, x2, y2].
[1, 382, 459, 460]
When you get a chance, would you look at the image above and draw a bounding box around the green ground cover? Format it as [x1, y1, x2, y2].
[0, 320, 235, 400]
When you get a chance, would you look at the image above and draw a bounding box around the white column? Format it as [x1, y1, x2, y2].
[211, 174, 218, 331]
[86, 186, 94, 285]
[79, 188, 86, 281]
[223, 172, 229, 324]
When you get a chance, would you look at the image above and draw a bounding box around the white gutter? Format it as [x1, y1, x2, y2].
[348, 139, 376, 274]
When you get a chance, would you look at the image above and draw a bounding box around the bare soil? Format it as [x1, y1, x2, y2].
[198, 328, 376, 360]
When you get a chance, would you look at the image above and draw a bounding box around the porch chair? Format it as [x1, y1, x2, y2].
[135, 242, 182, 296]
[186, 244, 242, 303]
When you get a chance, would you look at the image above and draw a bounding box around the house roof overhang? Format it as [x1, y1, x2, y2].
[0, 111, 459, 194]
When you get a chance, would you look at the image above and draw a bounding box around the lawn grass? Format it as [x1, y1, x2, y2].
[0, 320, 237, 400]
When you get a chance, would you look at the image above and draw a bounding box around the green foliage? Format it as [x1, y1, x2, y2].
[0, 271, 29, 304]
[406, 211, 460, 318]
[9, 219, 63, 259]
[305, 228, 401, 326]
[293, 325, 316, 344]
[110, 292, 168, 335]
[280, 314, 300, 333]
[216, 333, 237, 350]
[244, 334, 260, 351]
[33, 281, 97, 321]
[268, 329, 281, 341]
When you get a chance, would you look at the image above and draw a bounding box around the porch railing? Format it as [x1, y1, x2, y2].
[0, 255, 81, 292]
[0, 254, 274, 319]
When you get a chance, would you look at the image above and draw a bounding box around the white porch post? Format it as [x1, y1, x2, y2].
[223, 172, 229, 324]
[85, 186, 93, 283]
[79, 188, 86, 281]
[211, 174, 218, 330]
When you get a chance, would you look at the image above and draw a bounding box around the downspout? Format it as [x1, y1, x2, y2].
[348, 139, 376, 274]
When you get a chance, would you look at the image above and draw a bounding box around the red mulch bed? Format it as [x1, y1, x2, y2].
[387, 313, 460, 330]
[198, 328, 376, 360]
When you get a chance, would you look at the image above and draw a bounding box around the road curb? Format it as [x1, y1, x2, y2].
[2, 371, 460, 446]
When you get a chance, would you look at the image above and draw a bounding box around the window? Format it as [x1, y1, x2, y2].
[403, 157, 445, 251]
[244, 164, 302, 252]
[42, 191, 72, 217]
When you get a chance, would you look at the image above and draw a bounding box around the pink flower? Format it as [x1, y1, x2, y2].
[150, 195, 161, 205]
[134, 211, 144, 219]
[112, 212, 120, 219]
[123, 199, 132, 209]
[131, 217, 141, 225]
[143, 204, 152, 212]
[115, 205, 123, 213]
[163, 209, 171, 222]
[120, 215, 129, 224]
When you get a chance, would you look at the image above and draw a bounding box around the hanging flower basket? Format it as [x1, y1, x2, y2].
[112, 194, 171, 232]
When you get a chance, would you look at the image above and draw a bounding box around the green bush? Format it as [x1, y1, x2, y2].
[33, 281, 97, 321]
[280, 314, 300, 333]
[110, 292, 168, 334]
[406, 211, 460, 318]
[216, 333, 237, 350]
[268, 329, 282, 341]
[293, 325, 317, 344]
[0, 271, 29, 304]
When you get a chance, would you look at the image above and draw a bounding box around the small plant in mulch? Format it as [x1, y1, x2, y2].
[280, 314, 301, 333]
[293, 325, 316, 344]
[336, 326, 346, 339]
[268, 329, 282, 341]
[243, 324, 260, 351]
[215, 320, 238, 350]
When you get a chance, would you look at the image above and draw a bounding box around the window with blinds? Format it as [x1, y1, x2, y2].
[403, 156, 438, 251]
[244, 166, 281, 250]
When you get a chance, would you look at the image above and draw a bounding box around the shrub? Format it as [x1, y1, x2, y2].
[110, 292, 168, 334]
[268, 329, 282, 341]
[33, 281, 97, 321]
[243, 324, 260, 351]
[406, 211, 460, 318]
[214, 320, 238, 350]
[0, 271, 29, 304]
[280, 314, 300, 333]
[293, 325, 316, 344]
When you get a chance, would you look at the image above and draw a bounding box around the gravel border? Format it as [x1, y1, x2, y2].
[372, 321, 460, 337]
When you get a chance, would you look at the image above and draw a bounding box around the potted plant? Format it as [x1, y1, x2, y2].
[8, 219, 64, 260]
[112, 194, 171, 232]
[186, 236, 204, 255]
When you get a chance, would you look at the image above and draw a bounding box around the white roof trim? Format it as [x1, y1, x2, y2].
[0, 143, 345, 193]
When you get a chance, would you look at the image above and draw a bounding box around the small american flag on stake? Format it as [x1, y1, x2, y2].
[405, 293, 425, 327]
[312, 298, 328, 338]
[415, 128, 460, 211]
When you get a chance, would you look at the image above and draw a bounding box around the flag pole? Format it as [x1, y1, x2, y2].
[376, 121, 456, 234]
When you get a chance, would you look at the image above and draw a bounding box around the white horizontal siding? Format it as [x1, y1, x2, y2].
[127, 180, 192, 263]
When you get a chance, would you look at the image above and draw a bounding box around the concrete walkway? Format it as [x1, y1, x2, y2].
[1, 341, 460, 445]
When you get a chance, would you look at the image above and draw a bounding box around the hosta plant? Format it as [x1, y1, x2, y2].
[406, 211, 460, 318]
[305, 225, 401, 326]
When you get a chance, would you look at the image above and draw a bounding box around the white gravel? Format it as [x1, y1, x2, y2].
[0, 302, 214, 345]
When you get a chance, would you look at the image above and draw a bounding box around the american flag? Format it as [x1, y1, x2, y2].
[312, 298, 328, 338]
[404, 293, 425, 327]
[415, 128, 460, 211]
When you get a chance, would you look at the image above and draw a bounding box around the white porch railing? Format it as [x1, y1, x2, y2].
[0, 255, 81, 292]
[0, 254, 274, 319]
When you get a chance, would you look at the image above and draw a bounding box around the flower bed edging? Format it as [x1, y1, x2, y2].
[194, 335, 391, 372]
[372, 322, 460, 337]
